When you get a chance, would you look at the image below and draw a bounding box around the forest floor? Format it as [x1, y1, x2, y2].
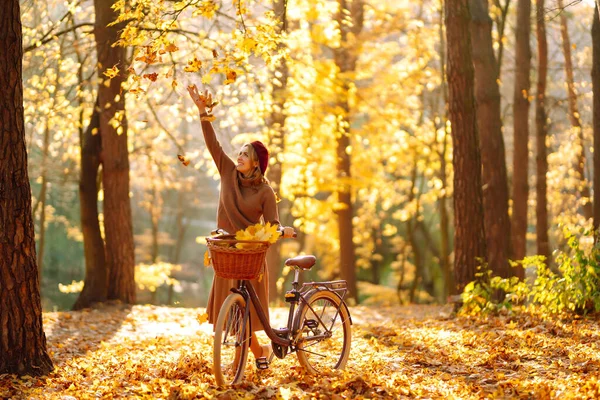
[1, 303, 599, 399]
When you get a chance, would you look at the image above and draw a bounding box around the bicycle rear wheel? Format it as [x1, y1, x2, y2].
[213, 293, 250, 385]
[294, 290, 351, 374]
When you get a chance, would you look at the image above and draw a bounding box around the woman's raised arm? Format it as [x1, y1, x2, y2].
[187, 85, 233, 173]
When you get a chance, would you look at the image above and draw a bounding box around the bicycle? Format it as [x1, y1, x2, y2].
[206, 228, 353, 386]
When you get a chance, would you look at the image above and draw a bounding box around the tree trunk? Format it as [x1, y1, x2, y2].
[0, 0, 54, 376]
[557, 0, 593, 220]
[535, 0, 550, 258]
[150, 185, 159, 264]
[593, 6, 600, 233]
[535, 0, 550, 262]
[438, 0, 454, 298]
[34, 56, 62, 283]
[95, 0, 136, 303]
[470, 0, 512, 279]
[445, 0, 488, 293]
[511, 0, 531, 273]
[407, 163, 424, 303]
[266, 0, 289, 304]
[73, 102, 108, 310]
[491, 0, 511, 79]
[331, 0, 364, 304]
[168, 191, 187, 305]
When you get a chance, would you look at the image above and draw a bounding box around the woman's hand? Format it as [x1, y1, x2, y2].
[282, 226, 295, 239]
[187, 84, 212, 113]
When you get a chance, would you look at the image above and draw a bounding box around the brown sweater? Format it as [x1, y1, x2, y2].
[201, 118, 277, 331]
[201, 119, 280, 232]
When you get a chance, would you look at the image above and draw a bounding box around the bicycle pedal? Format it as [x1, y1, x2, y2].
[255, 357, 269, 370]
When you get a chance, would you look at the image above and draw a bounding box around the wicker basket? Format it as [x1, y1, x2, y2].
[206, 236, 271, 280]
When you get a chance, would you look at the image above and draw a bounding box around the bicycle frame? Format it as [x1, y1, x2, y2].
[229, 267, 351, 353]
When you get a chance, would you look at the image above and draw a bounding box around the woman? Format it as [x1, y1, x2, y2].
[187, 84, 293, 366]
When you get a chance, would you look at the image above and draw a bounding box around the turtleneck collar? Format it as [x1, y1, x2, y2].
[238, 168, 264, 187]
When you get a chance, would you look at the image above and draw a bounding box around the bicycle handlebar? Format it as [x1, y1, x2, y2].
[210, 227, 296, 238]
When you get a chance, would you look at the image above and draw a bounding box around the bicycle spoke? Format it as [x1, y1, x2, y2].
[296, 291, 351, 374]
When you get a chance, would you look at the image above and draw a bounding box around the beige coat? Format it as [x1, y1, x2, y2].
[201, 118, 279, 332]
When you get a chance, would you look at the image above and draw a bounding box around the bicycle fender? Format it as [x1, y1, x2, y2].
[292, 288, 353, 334]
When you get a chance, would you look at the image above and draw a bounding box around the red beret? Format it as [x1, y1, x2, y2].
[251, 141, 269, 175]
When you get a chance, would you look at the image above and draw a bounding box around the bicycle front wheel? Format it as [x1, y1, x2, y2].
[294, 290, 351, 374]
[213, 293, 250, 386]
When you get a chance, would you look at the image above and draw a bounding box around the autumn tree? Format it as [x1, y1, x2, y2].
[535, 0, 550, 262]
[94, 0, 136, 303]
[0, 0, 53, 376]
[331, 0, 364, 303]
[73, 101, 107, 310]
[593, 6, 600, 232]
[557, 0, 593, 220]
[434, 0, 454, 299]
[511, 0, 531, 269]
[469, 0, 512, 279]
[266, 0, 290, 303]
[445, 0, 487, 293]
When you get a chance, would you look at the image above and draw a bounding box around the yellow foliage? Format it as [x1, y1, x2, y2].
[58, 280, 85, 294]
[183, 57, 202, 73]
[31, 304, 600, 398]
[235, 222, 279, 249]
[135, 262, 181, 293]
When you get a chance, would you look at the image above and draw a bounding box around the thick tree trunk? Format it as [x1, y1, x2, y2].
[445, 0, 488, 293]
[557, 0, 593, 220]
[511, 0, 531, 273]
[73, 103, 108, 310]
[331, 0, 364, 303]
[470, 0, 512, 279]
[95, 0, 136, 303]
[535, 0, 550, 262]
[0, 0, 54, 376]
[266, 0, 289, 304]
[593, 7, 600, 233]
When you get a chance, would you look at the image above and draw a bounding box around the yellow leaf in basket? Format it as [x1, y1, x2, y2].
[197, 313, 208, 324]
[235, 230, 252, 241]
[204, 251, 211, 267]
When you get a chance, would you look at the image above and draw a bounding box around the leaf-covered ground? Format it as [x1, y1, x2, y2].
[1, 303, 599, 399]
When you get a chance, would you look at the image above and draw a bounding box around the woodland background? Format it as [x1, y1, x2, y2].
[2, 0, 600, 395]
[19, 0, 599, 311]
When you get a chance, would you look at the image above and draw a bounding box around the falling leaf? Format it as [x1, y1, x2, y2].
[103, 65, 119, 79]
[224, 69, 237, 85]
[142, 72, 158, 82]
[164, 43, 179, 53]
[196, 313, 208, 324]
[177, 154, 191, 166]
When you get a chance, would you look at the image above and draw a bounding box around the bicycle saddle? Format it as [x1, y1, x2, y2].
[284, 255, 316, 270]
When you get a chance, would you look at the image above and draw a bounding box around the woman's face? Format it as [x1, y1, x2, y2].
[236, 145, 258, 175]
